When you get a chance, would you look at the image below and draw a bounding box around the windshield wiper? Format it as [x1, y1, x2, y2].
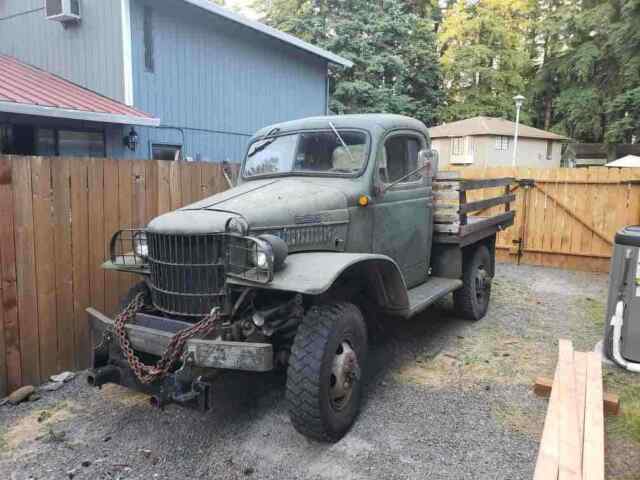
[328, 122, 356, 168]
[247, 128, 280, 158]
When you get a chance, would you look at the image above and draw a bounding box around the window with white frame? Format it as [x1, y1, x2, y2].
[495, 135, 510, 151]
[451, 137, 465, 155]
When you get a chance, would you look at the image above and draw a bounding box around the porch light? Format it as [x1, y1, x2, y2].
[123, 128, 139, 152]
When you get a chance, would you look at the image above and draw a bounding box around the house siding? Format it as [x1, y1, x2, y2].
[432, 135, 562, 168]
[0, 0, 126, 103]
[129, 0, 329, 162]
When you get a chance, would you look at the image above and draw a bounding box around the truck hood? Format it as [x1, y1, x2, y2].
[147, 177, 351, 235]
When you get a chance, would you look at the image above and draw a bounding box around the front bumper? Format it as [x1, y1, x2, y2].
[87, 308, 274, 372]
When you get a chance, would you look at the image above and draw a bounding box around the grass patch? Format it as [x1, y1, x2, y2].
[609, 383, 640, 444]
[492, 402, 544, 438]
[581, 296, 606, 329]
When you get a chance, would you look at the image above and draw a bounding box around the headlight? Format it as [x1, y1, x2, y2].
[226, 216, 248, 235]
[256, 234, 289, 271]
[133, 231, 148, 258]
[250, 240, 272, 269]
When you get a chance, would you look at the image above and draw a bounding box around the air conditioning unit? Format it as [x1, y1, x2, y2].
[450, 154, 475, 165]
[45, 0, 81, 23]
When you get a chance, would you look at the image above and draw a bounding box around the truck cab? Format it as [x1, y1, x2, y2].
[88, 114, 514, 442]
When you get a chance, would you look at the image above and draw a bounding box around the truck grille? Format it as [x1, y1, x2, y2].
[147, 232, 227, 317]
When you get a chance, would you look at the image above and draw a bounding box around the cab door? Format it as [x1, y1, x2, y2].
[372, 131, 433, 289]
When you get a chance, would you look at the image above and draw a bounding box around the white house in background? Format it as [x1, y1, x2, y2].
[428, 116, 568, 168]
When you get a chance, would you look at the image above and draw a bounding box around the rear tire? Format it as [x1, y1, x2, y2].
[286, 302, 368, 442]
[454, 245, 492, 321]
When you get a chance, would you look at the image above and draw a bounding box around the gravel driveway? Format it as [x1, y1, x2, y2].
[1, 263, 638, 480]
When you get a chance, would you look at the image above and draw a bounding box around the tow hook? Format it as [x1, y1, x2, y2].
[149, 356, 214, 412]
[149, 377, 212, 412]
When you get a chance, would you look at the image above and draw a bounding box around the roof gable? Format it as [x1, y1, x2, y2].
[180, 0, 353, 68]
[429, 116, 568, 141]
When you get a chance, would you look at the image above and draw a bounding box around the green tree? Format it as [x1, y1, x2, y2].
[531, 0, 640, 143]
[437, 0, 534, 122]
[254, 0, 444, 126]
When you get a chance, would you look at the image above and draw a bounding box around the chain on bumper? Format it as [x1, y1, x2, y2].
[106, 292, 221, 384]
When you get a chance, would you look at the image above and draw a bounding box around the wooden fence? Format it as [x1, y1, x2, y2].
[451, 167, 640, 272]
[0, 155, 231, 397]
[1, 157, 639, 397]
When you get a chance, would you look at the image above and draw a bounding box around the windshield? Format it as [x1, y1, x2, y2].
[243, 130, 368, 178]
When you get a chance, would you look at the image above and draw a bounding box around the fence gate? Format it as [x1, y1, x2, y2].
[456, 167, 640, 273]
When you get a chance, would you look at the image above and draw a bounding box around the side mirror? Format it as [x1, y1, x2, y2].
[418, 149, 439, 177]
[378, 148, 440, 196]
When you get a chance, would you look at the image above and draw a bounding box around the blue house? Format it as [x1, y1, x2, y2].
[0, 0, 351, 161]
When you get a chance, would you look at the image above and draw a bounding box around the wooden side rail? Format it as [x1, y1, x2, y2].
[433, 175, 516, 237]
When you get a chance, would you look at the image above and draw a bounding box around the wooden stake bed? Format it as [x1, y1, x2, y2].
[433, 172, 516, 246]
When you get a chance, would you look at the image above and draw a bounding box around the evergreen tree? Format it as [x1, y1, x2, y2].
[254, 0, 444, 126]
[437, 0, 533, 122]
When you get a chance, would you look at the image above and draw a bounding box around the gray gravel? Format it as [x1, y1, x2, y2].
[0, 263, 612, 480]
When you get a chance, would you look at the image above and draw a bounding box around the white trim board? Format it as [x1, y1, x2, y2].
[0, 101, 161, 127]
[121, 0, 134, 106]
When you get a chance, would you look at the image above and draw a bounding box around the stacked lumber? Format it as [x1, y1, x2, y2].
[533, 340, 605, 480]
[432, 172, 515, 236]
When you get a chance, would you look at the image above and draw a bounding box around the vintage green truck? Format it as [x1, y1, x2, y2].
[87, 114, 514, 442]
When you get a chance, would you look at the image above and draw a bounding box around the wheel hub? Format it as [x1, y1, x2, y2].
[329, 341, 360, 411]
[475, 267, 490, 301]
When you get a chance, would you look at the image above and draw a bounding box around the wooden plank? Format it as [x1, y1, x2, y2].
[117, 160, 134, 301]
[0, 272, 5, 397]
[433, 180, 460, 192]
[131, 160, 146, 229]
[180, 161, 192, 206]
[434, 223, 460, 234]
[460, 177, 514, 190]
[557, 339, 582, 480]
[12, 157, 40, 385]
[458, 211, 515, 237]
[157, 160, 171, 215]
[582, 352, 605, 480]
[189, 163, 202, 203]
[144, 160, 159, 225]
[103, 160, 120, 315]
[534, 183, 612, 247]
[30, 157, 58, 379]
[88, 159, 106, 313]
[434, 171, 460, 180]
[433, 190, 460, 204]
[70, 160, 91, 369]
[169, 161, 182, 211]
[574, 351, 588, 459]
[0, 158, 18, 394]
[52, 157, 75, 371]
[201, 163, 217, 198]
[533, 369, 561, 480]
[459, 193, 516, 214]
[434, 213, 460, 223]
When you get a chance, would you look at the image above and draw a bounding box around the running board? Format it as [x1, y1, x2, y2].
[407, 277, 462, 318]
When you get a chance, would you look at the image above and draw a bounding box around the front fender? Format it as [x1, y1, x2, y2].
[227, 252, 410, 314]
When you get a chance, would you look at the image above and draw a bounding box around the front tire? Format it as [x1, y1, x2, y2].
[286, 302, 368, 442]
[454, 244, 493, 321]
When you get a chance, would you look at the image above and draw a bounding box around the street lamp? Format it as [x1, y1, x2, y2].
[512, 94, 525, 167]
